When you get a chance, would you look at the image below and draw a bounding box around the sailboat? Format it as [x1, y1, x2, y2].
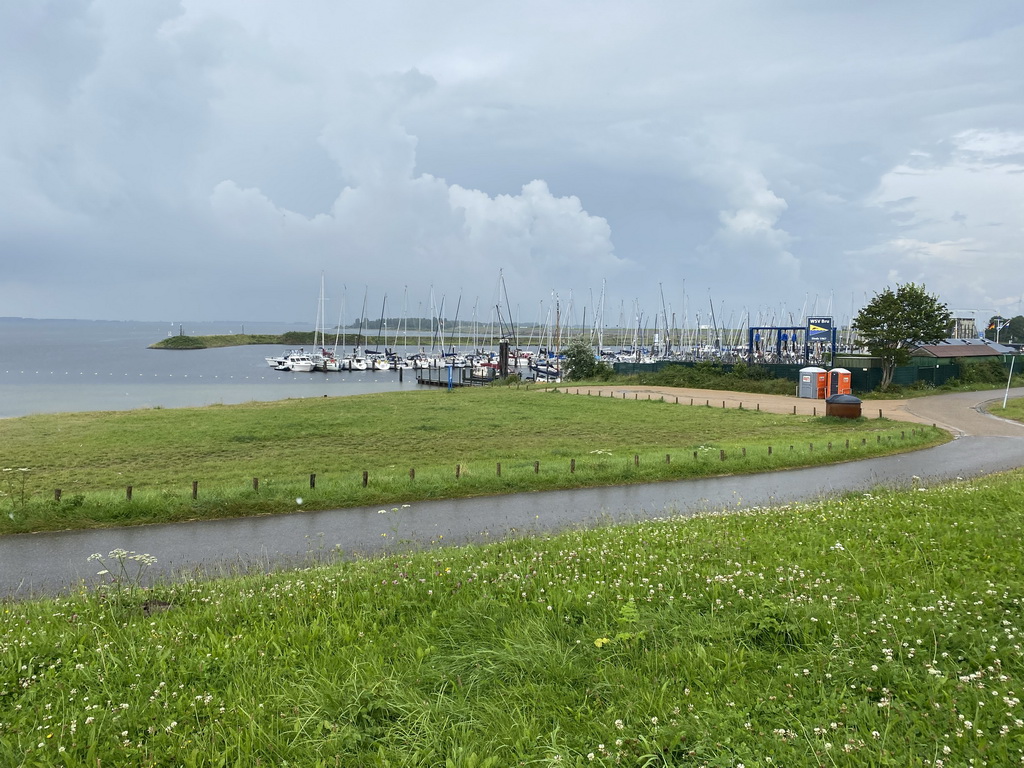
[311, 274, 341, 371]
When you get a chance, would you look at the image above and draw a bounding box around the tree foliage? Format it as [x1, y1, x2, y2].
[853, 283, 952, 390]
[561, 337, 613, 381]
[984, 314, 1024, 344]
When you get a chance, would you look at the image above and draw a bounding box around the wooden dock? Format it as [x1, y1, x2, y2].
[415, 366, 497, 387]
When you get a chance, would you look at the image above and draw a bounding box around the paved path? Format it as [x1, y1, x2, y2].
[2, 387, 1022, 598]
[561, 385, 1024, 437]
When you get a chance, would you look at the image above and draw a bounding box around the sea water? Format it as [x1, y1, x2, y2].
[0, 318, 428, 419]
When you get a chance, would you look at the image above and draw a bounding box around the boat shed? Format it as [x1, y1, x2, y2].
[911, 338, 1017, 364]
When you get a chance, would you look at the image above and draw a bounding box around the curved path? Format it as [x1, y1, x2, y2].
[3, 387, 1023, 598]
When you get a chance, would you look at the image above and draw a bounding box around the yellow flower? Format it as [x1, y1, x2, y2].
[594, 637, 611, 648]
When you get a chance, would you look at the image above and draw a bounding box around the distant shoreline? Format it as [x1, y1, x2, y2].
[149, 333, 443, 350]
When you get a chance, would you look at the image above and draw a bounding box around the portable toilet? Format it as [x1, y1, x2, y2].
[798, 366, 828, 399]
[828, 368, 852, 396]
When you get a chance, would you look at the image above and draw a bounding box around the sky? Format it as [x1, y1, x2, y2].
[2, 1, 1023, 329]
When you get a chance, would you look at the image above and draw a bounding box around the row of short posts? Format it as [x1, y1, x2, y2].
[49, 427, 925, 501]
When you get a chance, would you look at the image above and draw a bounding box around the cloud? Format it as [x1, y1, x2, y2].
[1, 1, 1023, 322]
[860, 129, 1024, 312]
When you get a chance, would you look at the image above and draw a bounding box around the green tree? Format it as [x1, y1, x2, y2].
[853, 283, 952, 391]
[561, 337, 612, 381]
[984, 314, 1024, 344]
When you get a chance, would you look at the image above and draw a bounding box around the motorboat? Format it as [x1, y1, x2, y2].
[274, 353, 316, 372]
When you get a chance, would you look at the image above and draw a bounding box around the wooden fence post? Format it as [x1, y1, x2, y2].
[362, 470, 368, 487]
[253, 477, 259, 492]
[126, 485, 133, 501]
[534, 460, 540, 474]
[719, 450, 726, 461]
[456, 464, 461, 479]
[192, 480, 198, 500]
[768, 446, 773, 456]
[410, 468, 415, 481]
[309, 473, 316, 489]
[570, 459, 575, 473]
[665, 454, 671, 464]
[54, 488, 62, 502]
[634, 454, 639, 467]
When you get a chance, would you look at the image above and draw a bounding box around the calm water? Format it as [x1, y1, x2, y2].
[0, 318, 429, 419]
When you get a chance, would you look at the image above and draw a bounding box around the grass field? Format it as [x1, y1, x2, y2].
[996, 396, 1024, 423]
[0, 387, 946, 534]
[2, 467, 1022, 766]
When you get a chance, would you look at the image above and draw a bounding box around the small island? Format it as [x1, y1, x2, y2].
[149, 332, 435, 350]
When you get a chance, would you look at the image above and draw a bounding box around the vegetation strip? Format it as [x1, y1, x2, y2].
[0, 388, 946, 534]
[2, 469, 1023, 765]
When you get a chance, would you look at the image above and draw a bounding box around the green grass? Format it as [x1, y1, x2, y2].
[2, 469, 1023, 766]
[995, 396, 1024, 423]
[0, 388, 947, 534]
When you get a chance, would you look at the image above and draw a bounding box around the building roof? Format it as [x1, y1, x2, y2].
[912, 338, 1017, 358]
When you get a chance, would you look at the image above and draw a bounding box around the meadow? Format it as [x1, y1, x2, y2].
[998, 397, 1024, 423]
[1, 467, 1023, 766]
[0, 387, 946, 534]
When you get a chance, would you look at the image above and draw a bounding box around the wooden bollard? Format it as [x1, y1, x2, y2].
[845, 439, 849, 449]
[742, 447, 746, 457]
[648, 394, 651, 401]
[723, 400, 726, 408]
[693, 450, 698, 459]
[570, 459, 576, 473]
[706, 399, 710, 406]
[253, 477, 259, 492]
[192, 480, 198, 500]
[862, 438, 866, 445]
[410, 468, 415, 480]
[634, 454, 639, 467]
[126, 485, 133, 501]
[827, 442, 832, 451]
[809, 443, 814, 452]
[756, 403, 760, 411]
[675, 396, 678, 404]
[534, 460, 540, 474]
[665, 454, 671, 464]
[362, 470, 368, 487]
[768, 446, 773, 456]
[623, 392, 626, 399]
[456, 464, 461, 479]
[901, 431, 905, 439]
[813, 407, 817, 417]
[739, 402, 743, 410]
[496, 462, 501, 477]
[635, 393, 638, 400]
[690, 398, 694, 405]
[54, 488, 62, 502]
[309, 473, 316, 489]
[879, 409, 883, 419]
[793, 406, 796, 415]
[720, 450, 726, 461]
